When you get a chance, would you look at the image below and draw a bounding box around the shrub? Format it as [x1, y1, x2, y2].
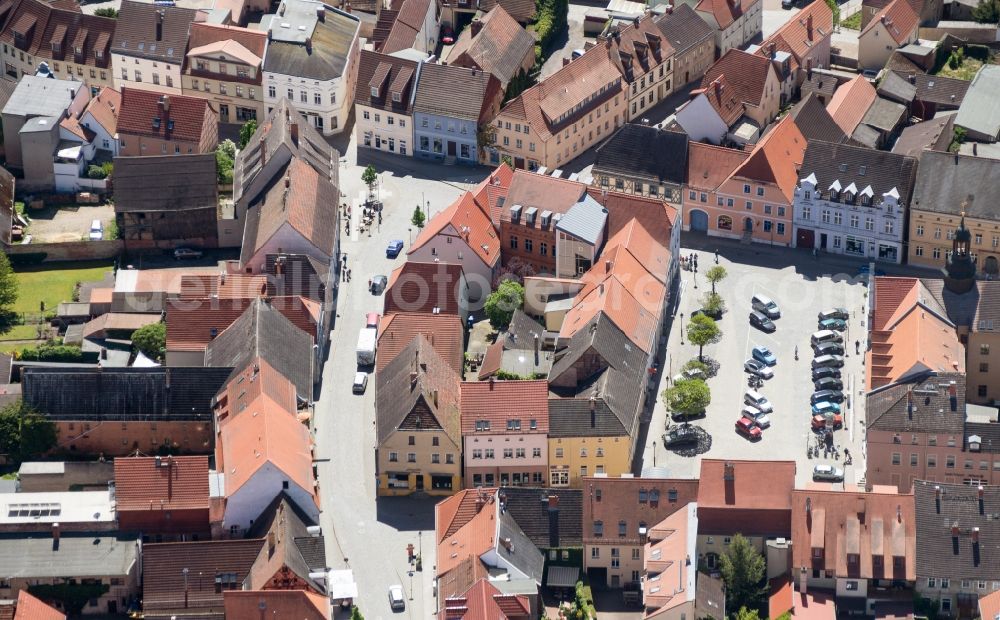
[17, 342, 84, 362]
[131, 321, 165, 360]
[87, 165, 108, 179]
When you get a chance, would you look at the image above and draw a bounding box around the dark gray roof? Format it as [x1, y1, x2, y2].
[911, 150, 1000, 218]
[867, 372, 966, 434]
[1, 74, 79, 117]
[955, 65, 1000, 139]
[877, 70, 917, 105]
[448, 5, 535, 86]
[0, 532, 138, 578]
[413, 62, 497, 122]
[555, 194, 608, 245]
[203, 299, 314, 400]
[654, 4, 714, 57]
[23, 366, 231, 421]
[499, 487, 583, 548]
[789, 92, 847, 144]
[353, 50, 418, 113]
[112, 0, 197, 63]
[112, 154, 218, 213]
[799, 139, 919, 206]
[800, 72, 839, 102]
[965, 421, 1000, 453]
[496, 509, 545, 584]
[264, 253, 331, 301]
[262, 1, 359, 81]
[893, 70, 970, 107]
[247, 493, 327, 593]
[862, 97, 907, 133]
[891, 114, 954, 159]
[592, 124, 689, 185]
[913, 480, 1000, 581]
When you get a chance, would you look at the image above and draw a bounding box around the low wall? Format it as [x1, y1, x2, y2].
[920, 24, 999, 43]
[4, 239, 123, 264]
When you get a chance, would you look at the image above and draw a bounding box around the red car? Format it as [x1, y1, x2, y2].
[811, 414, 844, 430]
[441, 26, 455, 44]
[735, 416, 762, 440]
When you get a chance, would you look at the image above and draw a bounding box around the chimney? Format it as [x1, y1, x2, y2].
[471, 16, 483, 36]
[548, 494, 560, 548]
[768, 42, 776, 59]
[159, 95, 170, 113]
[475, 490, 486, 511]
[723, 461, 735, 481]
[533, 333, 540, 364]
[805, 496, 812, 514]
[432, 390, 439, 408]
[714, 78, 722, 100]
[284, 172, 291, 189]
[605, 259, 612, 272]
[908, 73, 916, 84]
[935, 485, 941, 513]
[409, 371, 418, 386]
[807, 13, 813, 41]
[52, 522, 60, 548]
[289, 121, 299, 146]
[306, 36, 312, 52]
[258, 134, 266, 166]
[316, 4, 325, 20]
[979, 485, 985, 515]
[489, 376, 495, 390]
[972, 527, 980, 544]
[267, 531, 276, 557]
[974, 143, 978, 156]
[156, 9, 164, 41]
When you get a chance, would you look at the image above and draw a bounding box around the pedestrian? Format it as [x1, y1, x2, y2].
[348, 269, 352, 282]
[855, 340, 860, 354]
[368, 278, 372, 291]
[694, 254, 699, 268]
[714, 249, 719, 264]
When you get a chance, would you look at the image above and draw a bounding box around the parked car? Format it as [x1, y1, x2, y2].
[365, 312, 380, 329]
[751, 294, 780, 319]
[812, 464, 845, 482]
[742, 406, 771, 429]
[173, 247, 203, 260]
[571, 48, 586, 59]
[663, 425, 701, 447]
[811, 389, 845, 404]
[751, 346, 777, 366]
[811, 401, 842, 415]
[814, 376, 844, 391]
[811, 329, 843, 346]
[673, 367, 707, 384]
[812, 366, 842, 381]
[735, 416, 763, 440]
[814, 341, 845, 357]
[812, 354, 845, 369]
[749, 311, 776, 333]
[818, 318, 848, 332]
[386, 239, 405, 258]
[743, 389, 774, 414]
[388, 585, 405, 611]
[818, 308, 850, 321]
[811, 413, 844, 430]
[88, 219, 103, 241]
[440, 26, 455, 44]
[744, 358, 774, 379]
[782, 0, 794, 8]
[352, 372, 368, 394]
[857, 264, 886, 276]
[371, 274, 387, 294]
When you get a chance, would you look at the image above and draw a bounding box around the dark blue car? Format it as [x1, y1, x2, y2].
[386, 240, 404, 258]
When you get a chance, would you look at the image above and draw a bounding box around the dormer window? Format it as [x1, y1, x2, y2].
[167, 120, 174, 131]
[96, 49, 104, 60]
[152, 117, 161, 129]
[392, 92, 401, 103]
[51, 41, 61, 54]
[370, 86, 379, 97]
[861, 194, 871, 206]
[830, 190, 839, 202]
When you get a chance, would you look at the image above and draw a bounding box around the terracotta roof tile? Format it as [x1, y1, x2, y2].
[376, 311, 465, 374]
[460, 379, 549, 434]
[165, 296, 317, 352]
[0, 0, 115, 70]
[479, 0, 536, 22]
[117, 87, 217, 146]
[654, 4, 715, 57]
[727, 114, 806, 202]
[81, 87, 120, 137]
[384, 262, 466, 315]
[686, 142, 749, 191]
[471, 164, 514, 222]
[979, 588, 1000, 620]
[439, 578, 531, 620]
[697, 460, 795, 536]
[582, 476, 700, 544]
[695, 0, 760, 29]
[449, 6, 534, 87]
[112, 0, 198, 63]
[187, 22, 266, 61]
[861, 0, 919, 44]
[758, 0, 833, 65]
[354, 50, 418, 113]
[214, 357, 299, 427]
[702, 49, 777, 112]
[413, 62, 503, 124]
[379, 0, 431, 53]
[224, 590, 328, 620]
[178, 273, 267, 300]
[410, 191, 500, 267]
[698, 74, 745, 126]
[114, 455, 210, 512]
[827, 75, 878, 135]
[13, 591, 64, 620]
[501, 170, 587, 223]
[435, 488, 499, 576]
[559, 276, 658, 353]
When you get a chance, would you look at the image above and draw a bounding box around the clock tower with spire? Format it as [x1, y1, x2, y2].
[943, 208, 977, 294]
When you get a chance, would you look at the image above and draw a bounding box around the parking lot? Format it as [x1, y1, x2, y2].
[20, 202, 115, 243]
[644, 237, 871, 488]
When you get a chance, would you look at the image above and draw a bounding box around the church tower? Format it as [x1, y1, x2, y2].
[943, 212, 977, 294]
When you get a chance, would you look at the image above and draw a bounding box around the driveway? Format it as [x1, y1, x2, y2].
[22, 202, 115, 242]
[539, 3, 595, 80]
[641, 234, 872, 488]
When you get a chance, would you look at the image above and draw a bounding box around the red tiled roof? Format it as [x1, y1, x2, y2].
[81, 86, 120, 137]
[435, 488, 499, 576]
[223, 590, 327, 620]
[702, 49, 777, 111]
[759, 0, 833, 65]
[214, 356, 299, 427]
[979, 589, 1000, 620]
[582, 476, 700, 544]
[449, 6, 535, 86]
[384, 262, 466, 315]
[471, 164, 514, 222]
[187, 22, 266, 60]
[501, 170, 586, 223]
[698, 74, 745, 126]
[178, 273, 267, 300]
[165, 296, 317, 351]
[410, 191, 500, 267]
[0, 0, 115, 70]
[376, 311, 465, 374]
[559, 275, 658, 353]
[13, 591, 65, 620]
[726, 114, 806, 202]
[861, 0, 919, 44]
[695, 0, 761, 31]
[698, 459, 796, 509]
[686, 142, 749, 191]
[113, 455, 210, 512]
[460, 379, 549, 434]
[117, 87, 216, 144]
[438, 578, 531, 620]
[827, 75, 878, 135]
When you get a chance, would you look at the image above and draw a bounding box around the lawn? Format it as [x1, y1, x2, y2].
[936, 56, 985, 81]
[0, 324, 45, 341]
[840, 10, 861, 29]
[12, 261, 113, 315]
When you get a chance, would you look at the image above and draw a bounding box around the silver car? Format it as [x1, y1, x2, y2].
[744, 358, 774, 380]
[388, 584, 405, 611]
[813, 464, 845, 482]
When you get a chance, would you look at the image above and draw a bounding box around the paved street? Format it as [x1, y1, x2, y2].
[312, 130, 480, 620]
[640, 235, 883, 488]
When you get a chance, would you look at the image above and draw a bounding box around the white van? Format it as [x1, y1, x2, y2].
[751, 294, 780, 319]
[811, 330, 844, 346]
[88, 219, 103, 241]
[743, 389, 774, 413]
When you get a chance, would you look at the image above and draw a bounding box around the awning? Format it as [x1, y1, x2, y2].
[327, 569, 359, 600]
[547, 565, 580, 588]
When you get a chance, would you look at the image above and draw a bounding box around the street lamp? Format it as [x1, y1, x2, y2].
[652, 441, 657, 467]
[408, 227, 413, 244]
[408, 570, 414, 601]
[680, 313, 685, 345]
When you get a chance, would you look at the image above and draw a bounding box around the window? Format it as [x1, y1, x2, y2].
[510, 236, 517, 250]
[632, 548, 641, 560]
[915, 246, 924, 256]
[389, 452, 398, 462]
[916, 225, 924, 236]
[976, 234, 983, 245]
[485, 449, 494, 458]
[866, 217, 874, 231]
[746, 201, 753, 210]
[431, 454, 440, 463]
[910, 453, 918, 466]
[802, 207, 811, 220]
[472, 449, 482, 459]
[927, 454, 937, 467]
[941, 598, 952, 613]
[892, 453, 901, 465]
[593, 521, 603, 537]
[400, 119, 405, 128]
[515, 448, 525, 458]
[555, 447, 563, 458]
[689, 190, 697, 200]
[744, 184, 751, 194]
[834, 212, 842, 226]
[591, 547, 600, 558]
[374, 113, 381, 123]
[884, 220, 894, 235]
[982, 344, 991, 355]
[941, 579, 949, 589]
[362, 110, 370, 120]
[933, 247, 941, 260]
[850, 214, 859, 228]
[300, 91, 307, 103]
[524, 239, 533, 252]
[981, 363, 989, 373]
[408, 435, 415, 445]
[533, 447, 541, 457]
[503, 448, 513, 459]
[407, 453, 416, 462]
[618, 520, 627, 537]
[845, 581, 859, 591]
[700, 193, 707, 203]
[777, 223, 785, 235]
[580, 447, 587, 457]
[288, 88, 294, 100]
[946, 455, 956, 468]
[540, 242, 548, 256]
[822, 210, 831, 224]
[314, 92, 321, 105]
[980, 385, 988, 398]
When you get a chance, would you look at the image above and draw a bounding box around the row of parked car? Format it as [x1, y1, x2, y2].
[737, 345, 778, 440]
[810, 308, 850, 482]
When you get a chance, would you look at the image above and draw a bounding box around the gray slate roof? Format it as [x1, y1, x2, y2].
[891, 113, 954, 159]
[866, 372, 966, 434]
[112, 0, 198, 63]
[911, 149, 1000, 219]
[592, 124, 689, 185]
[23, 366, 231, 421]
[413, 62, 496, 122]
[499, 487, 583, 548]
[112, 154, 218, 213]
[893, 70, 969, 107]
[203, 299, 314, 400]
[247, 493, 327, 593]
[799, 139, 919, 206]
[263, 0, 359, 81]
[955, 65, 1000, 140]
[654, 4, 714, 56]
[862, 97, 907, 132]
[555, 194, 608, 245]
[877, 70, 917, 105]
[0, 532, 138, 578]
[789, 92, 847, 144]
[496, 509, 545, 584]
[1, 74, 79, 117]
[914, 480, 1000, 581]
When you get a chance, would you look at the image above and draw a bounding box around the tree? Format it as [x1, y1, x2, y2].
[0, 251, 17, 333]
[0, 400, 57, 462]
[736, 607, 761, 620]
[93, 6, 118, 17]
[484, 279, 525, 330]
[661, 378, 711, 422]
[492, 256, 536, 287]
[362, 164, 378, 201]
[411, 205, 426, 228]
[238, 118, 258, 149]
[132, 321, 166, 360]
[973, 0, 1000, 22]
[350, 605, 364, 620]
[825, 0, 840, 26]
[701, 291, 726, 318]
[705, 265, 727, 294]
[720, 534, 767, 616]
[216, 139, 236, 185]
[687, 314, 721, 361]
